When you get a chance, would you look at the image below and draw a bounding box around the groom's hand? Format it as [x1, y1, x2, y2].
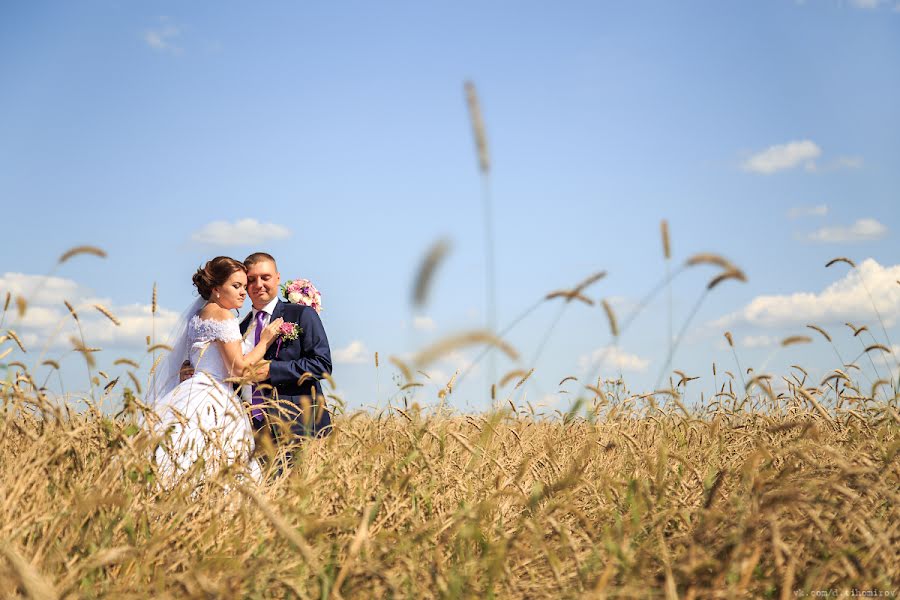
[248, 360, 270, 382]
[179, 360, 194, 382]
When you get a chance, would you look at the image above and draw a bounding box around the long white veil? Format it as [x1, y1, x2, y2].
[147, 296, 206, 406]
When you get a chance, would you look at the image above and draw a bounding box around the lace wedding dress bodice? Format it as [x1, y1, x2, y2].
[187, 316, 243, 382]
[152, 315, 259, 482]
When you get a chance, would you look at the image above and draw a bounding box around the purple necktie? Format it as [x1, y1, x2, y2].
[250, 310, 267, 420]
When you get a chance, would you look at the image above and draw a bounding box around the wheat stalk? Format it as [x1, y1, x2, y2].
[685, 252, 736, 270]
[58, 245, 106, 264]
[781, 335, 812, 347]
[93, 304, 121, 326]
[413, 330, 518, 368]
[601, 300, 619, 338]
[6, 330, 26, 353]
[412, 239, 451, 307]
[464, 81, 490, 174]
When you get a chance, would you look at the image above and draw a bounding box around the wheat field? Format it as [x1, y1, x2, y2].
[2, 246, 898, 598]
[1, 381, 897, 598]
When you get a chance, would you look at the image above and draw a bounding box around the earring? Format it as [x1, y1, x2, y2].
[217, 293, 221, 299]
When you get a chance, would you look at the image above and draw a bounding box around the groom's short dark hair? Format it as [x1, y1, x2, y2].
[244, 252, 277, 269]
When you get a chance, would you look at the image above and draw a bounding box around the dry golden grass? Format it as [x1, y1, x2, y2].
[1, 381, 897, 599]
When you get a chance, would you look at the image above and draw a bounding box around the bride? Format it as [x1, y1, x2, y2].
[146, 256, 283, 482]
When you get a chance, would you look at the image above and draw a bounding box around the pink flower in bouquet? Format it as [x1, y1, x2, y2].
[281, 278, 322, 314]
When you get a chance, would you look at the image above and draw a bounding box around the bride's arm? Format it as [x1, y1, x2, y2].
[218, 318, 283, 378]
[199, 302, 283, 377]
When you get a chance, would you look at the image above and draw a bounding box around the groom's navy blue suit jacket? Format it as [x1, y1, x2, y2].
[240, 299, 333, 438]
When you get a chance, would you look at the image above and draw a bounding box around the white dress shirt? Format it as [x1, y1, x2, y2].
[241, 296, 280, 400]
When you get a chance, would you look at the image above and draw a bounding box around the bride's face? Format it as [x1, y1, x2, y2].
[213, 270, 248, 310]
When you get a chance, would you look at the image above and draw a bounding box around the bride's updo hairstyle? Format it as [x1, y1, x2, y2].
[192, 256, 247, 300]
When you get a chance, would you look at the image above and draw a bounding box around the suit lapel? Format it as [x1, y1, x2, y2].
[270, 299, 285, 320]
[239, 311, 253, 335]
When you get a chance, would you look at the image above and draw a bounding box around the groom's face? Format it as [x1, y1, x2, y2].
[246, 259, 281, 309]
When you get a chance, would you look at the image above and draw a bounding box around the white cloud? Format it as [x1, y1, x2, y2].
[741, 335, 776, 348]
[333, 340, 369, 364]
[714, 259, 900, 329]
[413, 316, 436, 331]
[788, 205, 829, 219]
[532, 393, 587, 415]
[578, 346, 649, 373]
[419, 351, 476, 384]
[86, 303, 180, 346]
[191, 219, 291, 246]
[0, 272, 82, 305]
[0, 273, 179, 354]
[143, 19, 182, 53]
[742, 140, 821, 174]
[535, 393, 568, 410]
[831, 156, 863, 170]
[851, 0, 880, 8]
[805, 218, 888, 243]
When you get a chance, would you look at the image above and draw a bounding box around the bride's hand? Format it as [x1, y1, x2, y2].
[260, 317, 285, 345]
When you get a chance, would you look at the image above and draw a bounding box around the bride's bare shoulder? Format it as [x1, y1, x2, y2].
[198, 303, 233, 322]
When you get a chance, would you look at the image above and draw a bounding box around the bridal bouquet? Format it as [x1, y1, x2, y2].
[281, 278, 322, 314]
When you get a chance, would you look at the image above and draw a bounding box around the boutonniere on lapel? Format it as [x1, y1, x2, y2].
[281, 278, 323, 314]
[275, 322, 301, 357]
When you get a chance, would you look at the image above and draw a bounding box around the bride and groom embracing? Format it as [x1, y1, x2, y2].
[146, 252, 332, 481]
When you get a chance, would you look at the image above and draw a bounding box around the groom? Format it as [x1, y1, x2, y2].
[241, 252, 333, 451]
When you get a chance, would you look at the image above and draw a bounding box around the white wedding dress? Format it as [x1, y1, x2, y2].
[150, 314, 261, 482]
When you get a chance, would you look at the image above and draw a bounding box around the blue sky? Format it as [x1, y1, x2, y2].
[2, 1, 899, 412]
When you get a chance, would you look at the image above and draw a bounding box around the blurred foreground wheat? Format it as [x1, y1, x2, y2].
[1, 381, 897, 599]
